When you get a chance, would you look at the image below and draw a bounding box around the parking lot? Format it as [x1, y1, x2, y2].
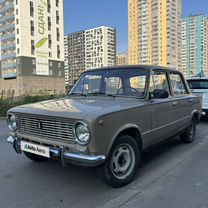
[0, 118, 208, 208]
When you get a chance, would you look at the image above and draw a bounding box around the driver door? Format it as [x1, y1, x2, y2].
[149, 70, 179, 145]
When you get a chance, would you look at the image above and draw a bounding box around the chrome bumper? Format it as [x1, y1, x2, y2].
[7, 136, 106, 167]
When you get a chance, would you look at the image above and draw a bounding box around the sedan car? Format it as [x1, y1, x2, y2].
[7, 65, 202, 187]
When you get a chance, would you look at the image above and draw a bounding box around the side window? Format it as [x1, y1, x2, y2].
[150, 71, 170, 95]
[169, 73, 188, 96]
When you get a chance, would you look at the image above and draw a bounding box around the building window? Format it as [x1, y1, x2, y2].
[56, 0, 59, 7]
[30, 1, 34, 17]
[16, 0, 18, 4]
[48, 34, 52, 48]
[49, 61, 53, 66]
[16, 19, 19, 25]
[17, 28, 19, 34]
[58, 62, 61, 68]
[16, 9, 18, 15]
[58, 71, 61, 76]
[47, 0, 51, 13]
[56, 11, 59, 24]
[49, 52, 52, 58]
[30, 21, 34, 36]
[48, 16, 51, 31]
[57, 45, 60, 58]
[56, 28, 60, 41]
[49, 70, 53, 75]
[32, 59, 36, 65]
[17, 38, 19, 44]
[17, 48, 20, 54]
[31, 40, 35, 55]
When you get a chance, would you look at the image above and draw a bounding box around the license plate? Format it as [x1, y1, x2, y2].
[21, 141, 50, 158]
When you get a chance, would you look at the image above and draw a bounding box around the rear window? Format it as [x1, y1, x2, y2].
[187, 80, 208, 89]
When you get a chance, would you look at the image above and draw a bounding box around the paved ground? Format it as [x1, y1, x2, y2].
[0, 118, 208, 208]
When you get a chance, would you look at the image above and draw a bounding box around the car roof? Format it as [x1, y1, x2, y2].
[85, 65, 180, 73]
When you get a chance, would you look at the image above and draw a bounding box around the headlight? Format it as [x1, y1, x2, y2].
[74, 122, 91, 145]
[7, 113, 17, 131]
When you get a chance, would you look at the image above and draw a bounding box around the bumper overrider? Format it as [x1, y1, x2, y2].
[7, 136, 106, 167]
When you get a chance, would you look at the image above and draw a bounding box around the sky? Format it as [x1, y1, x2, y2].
[64, 0, 208, 53]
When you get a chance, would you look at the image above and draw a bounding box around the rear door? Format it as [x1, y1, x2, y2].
[169, 72, 193, 131]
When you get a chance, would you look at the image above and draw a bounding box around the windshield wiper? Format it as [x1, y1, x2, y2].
[87, 92, 116, 98]
[69, 93, 87, 97]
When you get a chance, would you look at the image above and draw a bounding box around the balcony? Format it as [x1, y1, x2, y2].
[0, 33, 15, 41]
[1, 43, 16, 50]
[0, 23, 15, 32]
[0, 14, 15, 23]
[0, 3, 14, 13]
[1, 62, 16, 69]
[1, 53, 16, 59]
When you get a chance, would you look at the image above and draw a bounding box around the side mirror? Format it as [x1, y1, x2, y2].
[151, 89, 169, 99]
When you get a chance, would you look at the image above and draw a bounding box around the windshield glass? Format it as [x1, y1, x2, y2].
[69, 68, 147, 98]
[187, 79, 208, 89]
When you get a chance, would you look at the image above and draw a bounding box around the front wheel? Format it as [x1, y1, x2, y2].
[23, 151, 49, 162]
[180, 120, 196, 143]
[97, 135, 140, 188]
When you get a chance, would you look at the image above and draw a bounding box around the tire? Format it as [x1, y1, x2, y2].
[23, 151, 49, 162]
[97, 135, 140, 188]
[180, 120, 196, 143]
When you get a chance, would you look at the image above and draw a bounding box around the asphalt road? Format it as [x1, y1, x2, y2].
[0, 118, 208, 208]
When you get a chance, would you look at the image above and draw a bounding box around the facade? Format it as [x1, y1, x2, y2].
[65, 26, 116, 86]
[0, 0, 65, 96]
[128, 0, 182, 69]
[66, 31, 85, 86]
[64, 36, 69, 86]
[116, 52, 128, 65]
[181, 15, 208, 78]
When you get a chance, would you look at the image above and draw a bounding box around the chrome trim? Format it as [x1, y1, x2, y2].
[7, 136, 105, 167]
[142, 116, 190, 135]
[73, 121, 91, 145]
[7, 113, 18, 132]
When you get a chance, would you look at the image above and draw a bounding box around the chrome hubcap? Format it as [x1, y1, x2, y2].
[111, 144, 135, 180]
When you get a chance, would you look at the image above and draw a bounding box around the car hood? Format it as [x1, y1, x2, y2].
[9, 96, 145, 120]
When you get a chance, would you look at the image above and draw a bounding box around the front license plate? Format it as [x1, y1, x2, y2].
[21, 141, 50, 158]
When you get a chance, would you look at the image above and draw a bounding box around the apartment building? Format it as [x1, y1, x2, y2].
[65, 26, 116, 86]
[0, 0, 65, 96]
[116, 52, 128, 65]
[128, 0, 182, 69]
[181, 15, 208, 78]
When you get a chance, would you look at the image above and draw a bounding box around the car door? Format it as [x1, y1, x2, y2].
[149, 70, 179, 145]
[169, 72, 193, 131]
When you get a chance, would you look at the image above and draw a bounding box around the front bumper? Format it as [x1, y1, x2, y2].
[7, 136, 106, 167]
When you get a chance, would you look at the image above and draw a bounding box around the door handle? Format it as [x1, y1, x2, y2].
[172, 101, 178, 107]
[189, 98, 194, 103]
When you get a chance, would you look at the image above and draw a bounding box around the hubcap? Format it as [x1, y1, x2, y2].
[111, 144, 135, 180]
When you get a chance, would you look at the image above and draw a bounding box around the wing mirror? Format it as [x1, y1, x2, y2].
[150, 89, 169, 99]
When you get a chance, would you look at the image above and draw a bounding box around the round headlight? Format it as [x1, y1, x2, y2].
[7, 113, 17, 131]
[74, 122, 91, 145]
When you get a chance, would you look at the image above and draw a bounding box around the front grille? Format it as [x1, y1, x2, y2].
[16, 114, 76, 144]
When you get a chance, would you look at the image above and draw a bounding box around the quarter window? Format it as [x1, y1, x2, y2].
[169, 73, 187, 95]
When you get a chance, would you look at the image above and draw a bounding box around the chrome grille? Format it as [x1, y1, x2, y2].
[16, 114, 76, 143]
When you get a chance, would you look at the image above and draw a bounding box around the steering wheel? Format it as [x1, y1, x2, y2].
[117, 86, 139, 94]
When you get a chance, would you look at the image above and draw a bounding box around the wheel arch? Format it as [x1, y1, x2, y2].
[107, 124, 143, 157]
[191, 109, 200, 124]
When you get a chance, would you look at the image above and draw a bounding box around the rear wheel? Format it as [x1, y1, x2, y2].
[97, 135, 140, 188]
[23, 151, 49, 162]
[180, 120, 196, 143]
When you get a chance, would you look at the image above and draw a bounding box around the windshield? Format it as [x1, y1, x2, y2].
[69, 68, 147, 98]
[187, 79, 208, 89]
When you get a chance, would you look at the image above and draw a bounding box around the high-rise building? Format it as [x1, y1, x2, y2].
[181, 15, 208, 78]
[116, 52, 128, 65]
[128, 0, 182, 69]
[65, 26, 116, 86]
[0, 0, 65, 96]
